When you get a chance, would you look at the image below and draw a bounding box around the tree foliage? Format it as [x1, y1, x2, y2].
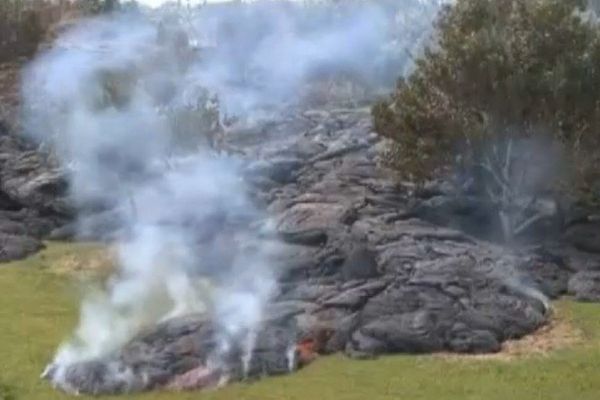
[374, 0, 600, 192]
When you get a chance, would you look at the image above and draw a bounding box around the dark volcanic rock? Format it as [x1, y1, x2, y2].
[0, 130, 69, 260]
[0, 149, 69, 216]
[46, 314, 299, 395]
[0, 232, 43, 261]
[518, 259, 570, 299]
[565, 222, 600, 254]
[350, 311, 448, 354]
[568, 271, 600, 301]
[341, 246, 379, 280]
[341, 254, 547, 356]
[279, 228, 328, 247]
[410, 194, 499, 240]
[42, 105, 576, 395]
[245, 158, 303, 185]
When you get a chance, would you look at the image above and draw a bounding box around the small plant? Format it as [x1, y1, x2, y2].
[164, 88, 224, 154]
[374, 0, 600, 240]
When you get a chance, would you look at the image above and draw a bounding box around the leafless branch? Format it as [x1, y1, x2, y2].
[513, 211, 547, 236]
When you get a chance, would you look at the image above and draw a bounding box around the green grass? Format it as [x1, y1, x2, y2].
[2, 242, 600, 399]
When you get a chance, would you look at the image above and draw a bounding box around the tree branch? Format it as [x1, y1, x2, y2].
[513, 211, 548, 237]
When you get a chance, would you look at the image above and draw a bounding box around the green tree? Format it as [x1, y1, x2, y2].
[374, 0, 600, 241]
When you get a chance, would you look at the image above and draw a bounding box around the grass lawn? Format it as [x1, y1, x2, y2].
[1, 242, 600, 400]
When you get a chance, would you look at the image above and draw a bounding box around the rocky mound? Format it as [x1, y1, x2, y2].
[0, 62, 70, 260]
[42, 106, 588, 395]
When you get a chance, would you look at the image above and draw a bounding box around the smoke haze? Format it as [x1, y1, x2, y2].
[21, 0, 445, 386]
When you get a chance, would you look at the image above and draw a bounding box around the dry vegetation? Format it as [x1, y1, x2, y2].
[0, 0, 127, 61]
[0, 0, 76, 62]
[0, 0, 121, 127]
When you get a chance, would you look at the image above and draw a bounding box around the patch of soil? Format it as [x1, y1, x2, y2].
[49, 246, 117, 279]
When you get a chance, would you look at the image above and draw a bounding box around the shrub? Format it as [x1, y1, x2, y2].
[374, 0, 600, 240]
[164, 88, 224, 154]
[0, 1, 123, 63]
[0, 0, 46, 61]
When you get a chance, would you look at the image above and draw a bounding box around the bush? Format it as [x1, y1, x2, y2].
[374, 0, 600, 240]
[0, 0, 45, 61]
[164, 88, 224, 154]
[0, 1, 127, 63]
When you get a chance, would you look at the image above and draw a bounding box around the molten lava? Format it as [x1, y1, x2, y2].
[296, 338, 319, 366]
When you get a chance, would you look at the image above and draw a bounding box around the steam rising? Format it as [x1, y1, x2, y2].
[21, 0, 445, 386]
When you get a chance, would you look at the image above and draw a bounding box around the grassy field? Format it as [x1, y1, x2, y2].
[1, 243, 600, 400]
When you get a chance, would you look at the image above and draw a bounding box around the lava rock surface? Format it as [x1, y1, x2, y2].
[0, 126, 69, 259]
[42, 106, 582, 395]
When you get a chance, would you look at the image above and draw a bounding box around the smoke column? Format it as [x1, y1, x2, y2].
[21, 0, 446, 388]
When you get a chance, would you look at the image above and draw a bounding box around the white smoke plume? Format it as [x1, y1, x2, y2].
[167, 0, 447, 114]
[21, 0, 445, 385]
